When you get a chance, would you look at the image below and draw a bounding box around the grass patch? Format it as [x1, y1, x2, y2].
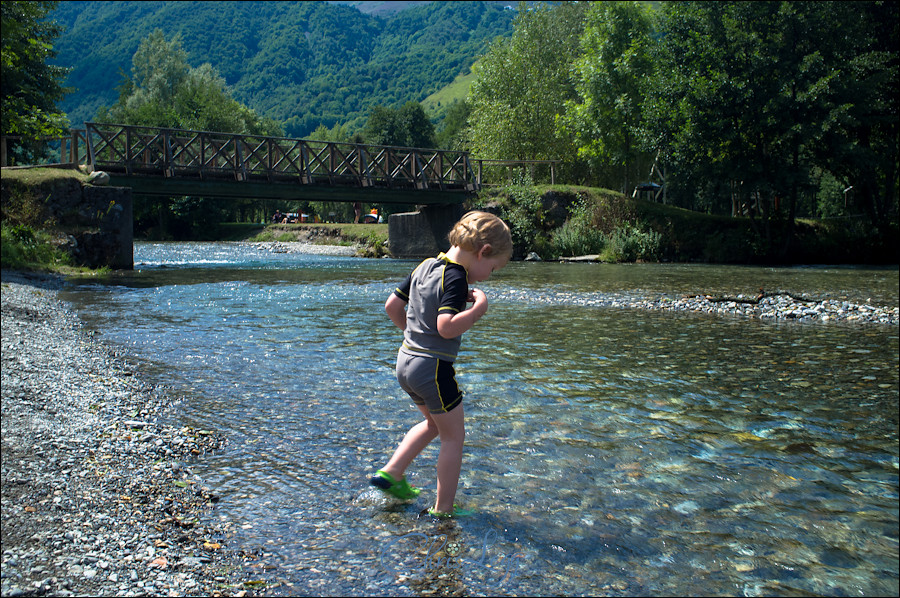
[315, 223, 388, 245]
[1, 166, 90, 187]
[422, 60, 478, 120]
[0, 221, 100, 274]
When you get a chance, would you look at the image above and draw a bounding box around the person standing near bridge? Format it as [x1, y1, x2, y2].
[370, 211, 512, 518]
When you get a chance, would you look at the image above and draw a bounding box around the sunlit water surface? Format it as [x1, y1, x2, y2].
[60, 242, 899, 597]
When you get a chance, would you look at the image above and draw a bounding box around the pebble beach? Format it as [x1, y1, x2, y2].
[1, 271, 249, 597]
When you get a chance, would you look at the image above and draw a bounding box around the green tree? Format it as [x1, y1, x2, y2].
[364, 105, 402, 146]
[1, 0, 71, 162]
[311, 122, 362, 144]
[97, 30, 283, 239]
[560, 1, 655, 193]
[809, 1, 898, 235]
[435, 99, 471, 150]
[644, 0, 898, 244]
[467, 2, 587, 165]
[363, 102, 435, 148]
[97, 30, 281, 136]
[397, 101, 436, 148]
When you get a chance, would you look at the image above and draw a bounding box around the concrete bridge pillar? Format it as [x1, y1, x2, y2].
[388, 204, 466, 259]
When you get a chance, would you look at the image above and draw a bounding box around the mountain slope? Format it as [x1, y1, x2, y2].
[50, 1, 515, 137]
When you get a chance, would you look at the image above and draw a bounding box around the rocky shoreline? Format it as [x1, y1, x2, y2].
[505, 288, 898, 326]
[1, 271, 252, 597]
[635, 292, 898, 325]
[248, 240, 358, 256]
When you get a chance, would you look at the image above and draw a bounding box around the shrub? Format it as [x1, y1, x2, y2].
[600, 223, 662, 262]
[1, 222, 72, 270]
[499, 172, 546, 255]
[550, 196, 606, 257]
[1, 186, 54, 230]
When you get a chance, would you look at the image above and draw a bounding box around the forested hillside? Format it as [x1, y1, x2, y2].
[50, 1, 515, 137]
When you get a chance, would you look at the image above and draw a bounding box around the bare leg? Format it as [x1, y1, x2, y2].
[381, 405, 438, 481]
[429, 405, 465, 513]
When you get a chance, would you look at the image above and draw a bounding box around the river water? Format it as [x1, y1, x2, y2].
[60, 243, 898, 597]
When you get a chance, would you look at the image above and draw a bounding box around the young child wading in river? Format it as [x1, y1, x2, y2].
[370, 211, 512, 518]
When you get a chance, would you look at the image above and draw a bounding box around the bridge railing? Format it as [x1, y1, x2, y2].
[85, 123, 479, 192]
[1, 130, 89, 167]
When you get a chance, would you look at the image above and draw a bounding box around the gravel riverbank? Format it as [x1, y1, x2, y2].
[620, 292, 897, 325]
[508, 286, 899, 325]
[1, 271, 251, 597]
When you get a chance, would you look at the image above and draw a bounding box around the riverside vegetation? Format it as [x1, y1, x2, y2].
[486, 176, 899, 265]
[2, 167, 897, 272]
[1, 168, 94, 274]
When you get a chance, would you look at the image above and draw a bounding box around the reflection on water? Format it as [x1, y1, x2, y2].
[60, 243, 899, 596]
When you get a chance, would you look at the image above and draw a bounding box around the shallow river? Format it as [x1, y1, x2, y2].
[61, 243, 898, 597]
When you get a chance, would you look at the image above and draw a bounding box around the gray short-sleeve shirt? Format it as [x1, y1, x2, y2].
[393, 253, 469, 362]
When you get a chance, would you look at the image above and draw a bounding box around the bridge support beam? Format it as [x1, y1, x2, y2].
[388, 204, 466, 259]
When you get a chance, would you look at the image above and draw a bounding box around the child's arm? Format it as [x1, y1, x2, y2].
[385, 293, 407, 330]
[436, 288, 488, 339]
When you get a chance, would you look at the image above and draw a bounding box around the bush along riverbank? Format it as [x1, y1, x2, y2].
[477, 179, 900, 265]
[0, 271, 260, 597]
[239, 187, 899, 266]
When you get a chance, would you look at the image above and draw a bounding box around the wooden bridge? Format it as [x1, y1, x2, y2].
[73, 123, 482, 204]
[2, 124, 560, 203]
[1, 125, 563, 263]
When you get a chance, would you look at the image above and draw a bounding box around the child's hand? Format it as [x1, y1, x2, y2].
[467, 288, 488, 317]
[439, 288, 488, 338]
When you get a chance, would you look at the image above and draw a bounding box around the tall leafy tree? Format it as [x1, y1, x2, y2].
[560, 1, 655, 193]
[1, 0, 71, 162]
[809, 1, 898, 235]
[645, 0, 898, 241]
[467, 2, 587, 162]
[96, 29, 282, 240]
[97, 29, 281, 136]
[397, 101, 437, 148]
[363, 101, 435, 148]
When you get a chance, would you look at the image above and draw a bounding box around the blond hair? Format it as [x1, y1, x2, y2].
[447, 211, 512, 258]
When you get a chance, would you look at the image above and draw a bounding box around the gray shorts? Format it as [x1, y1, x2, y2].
[396, 350, 463, 414]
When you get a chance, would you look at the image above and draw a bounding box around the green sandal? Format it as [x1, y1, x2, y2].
[370, 470, 421, 500]
[425, 505, 475, 519]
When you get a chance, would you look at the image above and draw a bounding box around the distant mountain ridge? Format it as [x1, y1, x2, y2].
[50, 1, 516, 137]
[328, 1, 435, 17]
